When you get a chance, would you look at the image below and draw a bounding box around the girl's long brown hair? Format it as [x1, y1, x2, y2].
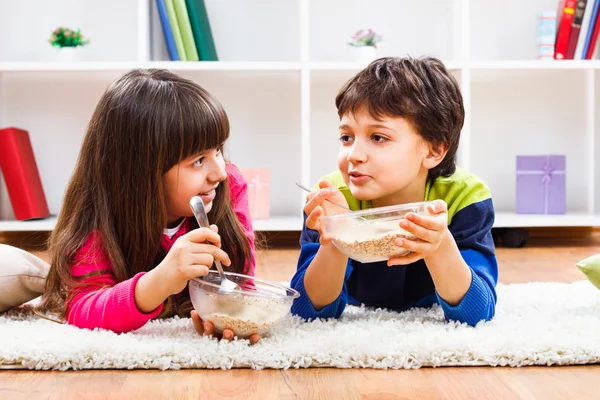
[39, 69, 254, 319]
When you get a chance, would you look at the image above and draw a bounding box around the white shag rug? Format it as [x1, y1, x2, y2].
[2, 280, 600, 371]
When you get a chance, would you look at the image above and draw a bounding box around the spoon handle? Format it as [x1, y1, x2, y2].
[295, 183, 352, 212]
[189, 196, 226, 277]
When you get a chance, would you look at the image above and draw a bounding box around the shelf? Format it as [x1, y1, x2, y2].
[494, 212, 600, 228]
[252, 216, 304, 231]
[0, 61, 303, 73]
[4, 61, 600, 73]
[0, 217, 58, 232]
[0, 216, 305, 232]
[469, 60, 600, 70]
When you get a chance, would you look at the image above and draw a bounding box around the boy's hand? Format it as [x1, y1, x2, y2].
[303, 180, 349, 245]
[191, 310, 260, 345]
[388, 200, 449, 266]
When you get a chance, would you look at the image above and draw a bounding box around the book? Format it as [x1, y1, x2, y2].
[554, 0, 577, 59]
[165, 0, 187, 61]
[155, 0, 180, 61]
[565, 0, 587, 59]
[536, 11, 557, 60]
[575, 0, 596, 58]
[185, 0, 219, 61]
[173, 0, 199, 61]
[584, 0, 600, 58]
[0, 127, 50, 221]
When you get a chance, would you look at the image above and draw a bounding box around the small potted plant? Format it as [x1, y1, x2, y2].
[348, 28, 383, 63]
[48, 27, 90, 62]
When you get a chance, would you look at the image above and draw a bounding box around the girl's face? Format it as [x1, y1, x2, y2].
[163, 147, 227, 224]
[337, 109, 432, 207]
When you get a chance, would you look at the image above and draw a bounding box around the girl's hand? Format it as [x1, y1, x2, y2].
[304, 180, 349, 245]
[191, 310, 261, 345]
[388, 200, 449, 266]
[157, 225, 231, 296]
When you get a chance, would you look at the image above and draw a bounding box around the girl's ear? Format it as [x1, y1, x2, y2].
[422, 142, 448, 170]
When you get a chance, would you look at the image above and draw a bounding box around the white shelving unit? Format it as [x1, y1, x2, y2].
[1, 0, 599, 233]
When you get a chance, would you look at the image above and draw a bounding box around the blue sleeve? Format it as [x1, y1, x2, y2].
[290, 215, 353, 320]
[436, 198, 498, 326]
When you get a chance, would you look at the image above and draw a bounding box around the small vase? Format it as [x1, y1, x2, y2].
[351, 46, 377, 63]
[55, 47, 78, 62]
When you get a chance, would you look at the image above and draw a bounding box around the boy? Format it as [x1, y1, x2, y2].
[291, 57, 497, 327]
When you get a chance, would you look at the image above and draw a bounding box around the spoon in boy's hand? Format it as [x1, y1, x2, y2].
[295, 183, 371, 223]
[189, 196, 241, 295]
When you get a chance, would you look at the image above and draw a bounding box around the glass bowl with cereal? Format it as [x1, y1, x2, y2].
[318, 201, 435, 263]
[189, 271, 300, 338]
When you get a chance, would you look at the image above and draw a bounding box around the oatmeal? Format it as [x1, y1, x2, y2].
[204, 295, 290, 338]
[331, 223, 417, 263]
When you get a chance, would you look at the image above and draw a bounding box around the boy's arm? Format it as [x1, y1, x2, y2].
[291, 215, 353, 320]
[427, 199, 498, 326]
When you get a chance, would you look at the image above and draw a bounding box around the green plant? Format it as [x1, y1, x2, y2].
[48, 27, 89, 48]
[348, 29, 383, 48]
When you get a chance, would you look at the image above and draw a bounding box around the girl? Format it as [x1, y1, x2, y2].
[39, 69, 260, 344]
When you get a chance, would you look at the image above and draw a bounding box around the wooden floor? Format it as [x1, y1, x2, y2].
[2, 230, 600, 399]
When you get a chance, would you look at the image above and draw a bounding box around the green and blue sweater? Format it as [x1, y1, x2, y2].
[290, 167, 498, 327]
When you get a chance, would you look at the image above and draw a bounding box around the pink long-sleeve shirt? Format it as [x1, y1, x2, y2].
[66, 164, 256, 333]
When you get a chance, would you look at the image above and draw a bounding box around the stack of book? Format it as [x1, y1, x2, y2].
[555, 0, 600, 60]
[156, 0, 218, 61]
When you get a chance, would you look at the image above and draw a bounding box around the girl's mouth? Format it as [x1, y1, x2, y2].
[198, 189, 216, 202]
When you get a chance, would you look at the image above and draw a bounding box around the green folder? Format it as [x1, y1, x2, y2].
[173, 0, 199, 61]
[185, 0, 218, 61]
[165, 0, 187, 61]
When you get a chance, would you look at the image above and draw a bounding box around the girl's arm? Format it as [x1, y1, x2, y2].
[66, 234, 163, 333]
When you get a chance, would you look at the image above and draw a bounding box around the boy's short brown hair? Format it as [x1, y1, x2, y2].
[335, 56, 464, 181]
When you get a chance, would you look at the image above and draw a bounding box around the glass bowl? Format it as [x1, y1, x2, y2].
[318, 201, 434, 263]
[189, 270, 300, 338]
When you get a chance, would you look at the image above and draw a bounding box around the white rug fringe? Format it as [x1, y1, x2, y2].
[2, 280, 600, 370]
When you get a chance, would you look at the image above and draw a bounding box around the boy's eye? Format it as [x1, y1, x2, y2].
[372, 134, 387, 143]
[339, 134, 353, 143]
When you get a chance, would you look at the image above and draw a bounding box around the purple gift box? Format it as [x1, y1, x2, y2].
[516, 155, 566, 214]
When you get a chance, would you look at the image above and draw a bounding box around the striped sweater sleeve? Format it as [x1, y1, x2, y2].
[290, 214, 353, 320]
[435, 198, 498, 326]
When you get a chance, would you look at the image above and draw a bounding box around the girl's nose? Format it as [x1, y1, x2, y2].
[208, 159, 227, 183]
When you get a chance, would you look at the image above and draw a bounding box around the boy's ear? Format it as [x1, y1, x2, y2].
[422, 143, 448, 170]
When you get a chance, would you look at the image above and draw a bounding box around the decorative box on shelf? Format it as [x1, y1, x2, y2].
[516, 155, 566, 214]
[239, 168, 270, 220]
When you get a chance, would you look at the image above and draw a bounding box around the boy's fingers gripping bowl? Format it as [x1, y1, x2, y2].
[318, 201, 435, 263]
[189, 271, 300, 338]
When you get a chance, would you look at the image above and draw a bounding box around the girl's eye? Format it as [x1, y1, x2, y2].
[193, 157, 204, 167]
[372, 134, 388, 143]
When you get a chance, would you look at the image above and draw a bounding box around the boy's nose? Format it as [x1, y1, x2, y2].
[347, 143, 367, 163]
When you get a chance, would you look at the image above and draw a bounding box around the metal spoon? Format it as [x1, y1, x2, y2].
[189, 196, 241, 295]
[295, 183, 371, 223]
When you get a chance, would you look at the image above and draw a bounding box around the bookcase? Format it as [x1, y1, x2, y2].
[0, 0, 599, 233]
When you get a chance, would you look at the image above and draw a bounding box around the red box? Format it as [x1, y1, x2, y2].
[0, 127, 50, 220]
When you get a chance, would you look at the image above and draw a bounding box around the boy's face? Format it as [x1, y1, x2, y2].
[337, 109, 431, 207]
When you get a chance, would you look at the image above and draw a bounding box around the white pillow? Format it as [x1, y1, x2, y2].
[0, 244, 49, 312]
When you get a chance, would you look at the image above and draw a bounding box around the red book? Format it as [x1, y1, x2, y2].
[566, 0, 588, 59]
[0, 127, 50, 220]
[555, 0, 578, 59]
